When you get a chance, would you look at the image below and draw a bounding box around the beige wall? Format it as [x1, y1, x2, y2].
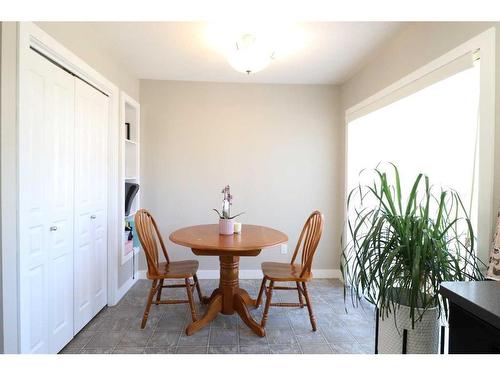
[1, 22, 19, 353]
[139, 80, 343, 272]
[340, 22, 500, 257]
[36, 22, 140, 101]
[341, 22, 495, 109]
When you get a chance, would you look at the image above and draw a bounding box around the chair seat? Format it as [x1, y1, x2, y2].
[261, 262, 312, 282]
[148, 260, 199, 279]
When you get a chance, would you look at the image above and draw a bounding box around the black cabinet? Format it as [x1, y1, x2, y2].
[440, 281, 500, 354]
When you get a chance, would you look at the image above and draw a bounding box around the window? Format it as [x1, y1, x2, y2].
[347, 54, 480, 233]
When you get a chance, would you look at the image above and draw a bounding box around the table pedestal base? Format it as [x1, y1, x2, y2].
[186, 255, 265, 337]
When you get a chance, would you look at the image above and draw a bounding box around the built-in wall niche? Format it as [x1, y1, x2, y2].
[124, 102, 139, 179]
[125, 103, 139, 143]
[121, 92, 140, 267]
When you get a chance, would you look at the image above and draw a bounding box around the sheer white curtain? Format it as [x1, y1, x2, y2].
[347, 57, 480, 229]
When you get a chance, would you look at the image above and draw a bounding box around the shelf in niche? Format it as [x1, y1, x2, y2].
[125, 139, 138, 145]
[125, 176, 137, 180]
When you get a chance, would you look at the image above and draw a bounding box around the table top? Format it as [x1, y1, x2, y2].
[169, 224, 288, 252]
[440, 281, 500, 330]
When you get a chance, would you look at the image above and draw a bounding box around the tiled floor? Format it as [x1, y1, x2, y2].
[60, 278, 375, 354]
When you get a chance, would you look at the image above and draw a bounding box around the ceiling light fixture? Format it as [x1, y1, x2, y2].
[204, 22, 306, 75]
[227, 33, 275, 74]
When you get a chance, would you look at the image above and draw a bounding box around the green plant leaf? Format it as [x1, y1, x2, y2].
[212, 208, 223, 219]
[228, 212, 245, 220]
[341, 163, 484, 327]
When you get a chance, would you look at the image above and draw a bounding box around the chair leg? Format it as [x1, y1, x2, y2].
[141, 280, 158, 329]
[301, 282, 317, 331]
[193, 273, 204, 302]
[296, 281, 304, 308]
[256, 277, 267, 308]
[156, 279, 164, 303]
[261, 280, 274, 328]
[185, 278, 198, 322]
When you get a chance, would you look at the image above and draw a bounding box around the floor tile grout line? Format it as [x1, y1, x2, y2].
[288, 282, 310, 354]
[65, 279, 371, 355]
[142, 306, 165, 353]
[77, 330, 95, 353]
[206, 331, 211, 353]
[254, 278, 271, 350]
[285, 304, 303, 354]
[247, 282, 269, 353]
[207, 304, 212, 354]
[115, 310, 140, 352]
[313, 290, 337, 354]
[260, 300, 271, 351]
[110, 331, 123, 354]
[145, 281, 185, 352]
[236, 316, 240, 353]
[316, 324, 333, 353]
[174, 299, 190, 353]
[321, 326, 337, 353]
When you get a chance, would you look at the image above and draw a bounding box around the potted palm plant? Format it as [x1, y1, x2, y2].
[341, 165, 485, 354]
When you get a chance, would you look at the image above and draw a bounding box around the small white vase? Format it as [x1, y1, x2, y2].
[219, 219, 234, 235]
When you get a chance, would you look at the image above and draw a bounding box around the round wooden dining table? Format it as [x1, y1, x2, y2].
[169, 224, 288, 337]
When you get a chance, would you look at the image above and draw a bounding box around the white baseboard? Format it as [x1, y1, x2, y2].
[115, 273, 139, 303]
[313, 269, 342, 279]
[136, 269, 341, 280]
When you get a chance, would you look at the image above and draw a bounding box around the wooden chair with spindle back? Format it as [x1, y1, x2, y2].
[256, 211, 324, 331]
[135, 209, 205, 329]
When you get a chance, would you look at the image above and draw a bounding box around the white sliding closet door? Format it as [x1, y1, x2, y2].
[19, 49, 75, 353]
[74, 79, 109, 334]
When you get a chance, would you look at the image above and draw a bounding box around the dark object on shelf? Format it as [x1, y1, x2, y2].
[124, 220, 133, 240]
[125, 182, 140, 217]
[125, 122, 131, 140]
[440, 281, 500, 354]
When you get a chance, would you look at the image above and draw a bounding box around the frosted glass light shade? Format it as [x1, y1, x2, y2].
[227, 33, 273, 74]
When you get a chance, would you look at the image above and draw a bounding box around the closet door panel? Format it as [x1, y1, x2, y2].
[74, 84, 96, 332]
[46, 75, 76, 353]
[19, 49, 75, 353]
[92, 212, 107, 311]
[73, 221, 92, 333]
[91, 92, 109, 314]
[74, 79, 109, 333]
[74, 88, 94, 332]
[19, 64, 49, 354]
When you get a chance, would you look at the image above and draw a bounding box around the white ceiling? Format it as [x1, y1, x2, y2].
[41, 22, 405, 85]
